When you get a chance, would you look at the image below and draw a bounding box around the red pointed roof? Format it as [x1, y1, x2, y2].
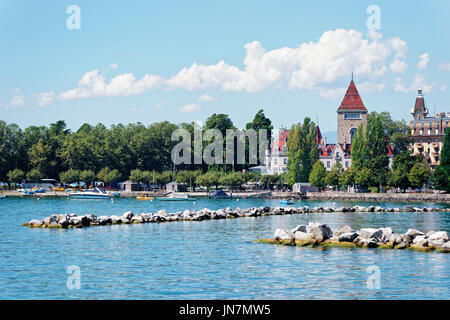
[337, 80, 367, 112]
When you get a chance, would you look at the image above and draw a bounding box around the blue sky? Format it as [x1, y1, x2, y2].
[1, 0, 449, 137]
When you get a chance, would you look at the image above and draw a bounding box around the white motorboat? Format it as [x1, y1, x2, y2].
[68, 188, 112, 200]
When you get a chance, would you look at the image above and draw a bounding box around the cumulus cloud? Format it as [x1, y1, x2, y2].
[390, 59, 407, 74]
[180, 103, 202, 112]
[36, 91, 55, 106]
[6, 89, 26, 108]
[395, 74, 434, 94]
[417, 53, 430, 70]
[60, 69, 162, 100]
[38, 28, 413, 103]
[167, 29, 403, 93]
[198, 94, 215, 102]
[318, 87, 346, 99]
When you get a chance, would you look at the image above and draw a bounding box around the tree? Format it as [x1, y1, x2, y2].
[432, 128, 450, 192]
[325, 162, 343, 189]
[196, 172, 214, 192]
[7, 169, 24, 185]
[219, 172, 245, 191]
[246, 109, 273, 166]
[339, 168, 355, 189]
[26, 169, 43, 182]
[80, 170, 96, 187]
[431, 166, 449, 192]
[59, 169, 80, 184]
[309, 160, 327, 188]
[286, 124, 301, 185]
[388, 150, 423, 191]
[354, 167, 373, 189]
[97, 167, 121, 187]
[129, 169, 145, 184]
[350, 124, 367, 170]
[408, 162, 431, 189]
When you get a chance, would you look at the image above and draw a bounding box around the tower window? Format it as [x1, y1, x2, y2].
[344, 113, 361, 119]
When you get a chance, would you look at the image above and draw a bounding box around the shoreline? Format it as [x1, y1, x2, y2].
[3, 190, 450, 203]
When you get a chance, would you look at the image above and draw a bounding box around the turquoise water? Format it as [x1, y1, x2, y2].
[0, 197, 449, 299]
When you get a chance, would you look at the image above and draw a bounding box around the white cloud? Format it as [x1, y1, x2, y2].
[130, 107, 144, 112]
[390, 59, 407, 74]
[438, 63, 450, 71]
[6, 89, 26, 108]
[167, 29, 402, 93]
[180, 103, 202, 112]
[318, 87, 346, 99]
[417, 53, 430, 70]
[395, 74, 434, 94]
[36, 91, 55, 106]
[441, 85, 447, 92]
[110, 62, 118, 70]
[390, 37, 408, 59]
[198, 94, 215, 102]
[60, 69, 162, 100]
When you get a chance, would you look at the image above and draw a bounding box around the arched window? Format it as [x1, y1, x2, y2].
[349, 128, 357, 143]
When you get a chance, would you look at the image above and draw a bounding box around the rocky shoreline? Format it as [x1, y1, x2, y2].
[23, 204, 450, 230]
[257, 222, 450, 253]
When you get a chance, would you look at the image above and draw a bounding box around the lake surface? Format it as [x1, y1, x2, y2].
[0, 197, 449, 299]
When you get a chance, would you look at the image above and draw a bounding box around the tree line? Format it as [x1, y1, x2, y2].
[0, 110, 273, 185]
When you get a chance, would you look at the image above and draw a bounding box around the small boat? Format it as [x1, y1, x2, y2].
[32, 188, 47, 193]
[207, 190, 231, 199]
[68, 187, 112, 200]
[280, 199, 294, 205]
[22, 189, 35, 196]
[155, 192, 196, 201]
[137, 193, 153, 201]
[0, 194, 6, 199]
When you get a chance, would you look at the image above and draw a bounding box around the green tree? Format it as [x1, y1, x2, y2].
[432, 128, 450, 192]
[26, 169, 43, 182]
[325, 162, 343, 189]
[79, 170, 96, 187]
[339, 168, 355, 189]
[246, 109, 273, 166]
[219, 172, 245, 191]
[59, 169, 80, 184]
[354, 167, 373, 189]
[309, 160, 327, 188]
[7, 169, 24, 185]
[408, 162, 431, 189]
[388, 150, 423, 191]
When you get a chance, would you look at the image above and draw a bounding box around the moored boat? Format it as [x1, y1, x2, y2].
[137, 193, 153, 201]
[155, 192, 196, 201]
[68, 187, 111, 199]
[280, 199, 294, 205]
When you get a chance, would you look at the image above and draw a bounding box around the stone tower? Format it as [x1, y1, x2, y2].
[337, 79, 368, 144]
[411, 88, 428, 120]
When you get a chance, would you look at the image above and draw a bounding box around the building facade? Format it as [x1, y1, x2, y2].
[251, 79, 393, 175]
[409, 89, 450, 168]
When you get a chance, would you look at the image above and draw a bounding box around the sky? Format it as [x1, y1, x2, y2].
[1, 0, 449, 138]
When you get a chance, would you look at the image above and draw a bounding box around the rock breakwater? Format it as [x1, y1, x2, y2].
[257, 222, 450, 253]
[23, 205, 450, 230]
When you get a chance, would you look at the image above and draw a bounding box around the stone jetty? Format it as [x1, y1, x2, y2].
[23, 204, 449, 230]
[257, 222, 450, 253]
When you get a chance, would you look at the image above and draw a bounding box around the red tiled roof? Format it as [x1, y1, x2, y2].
[337, 80, 367, 111]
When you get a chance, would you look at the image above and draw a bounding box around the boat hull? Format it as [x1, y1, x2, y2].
[69, 195, 111, 199]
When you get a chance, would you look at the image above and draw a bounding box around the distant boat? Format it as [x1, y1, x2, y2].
[137, 193, 153, 201]
[155, 192, 196, 201]
[21, 189, 35, 196]
[68, 188, 111, 200]
[0, 194, 6, 199]
[280, 199, 294, 205]
[207, 190, 231, 199]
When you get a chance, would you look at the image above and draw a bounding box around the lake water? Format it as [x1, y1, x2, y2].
[0, 197, 449, 299]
